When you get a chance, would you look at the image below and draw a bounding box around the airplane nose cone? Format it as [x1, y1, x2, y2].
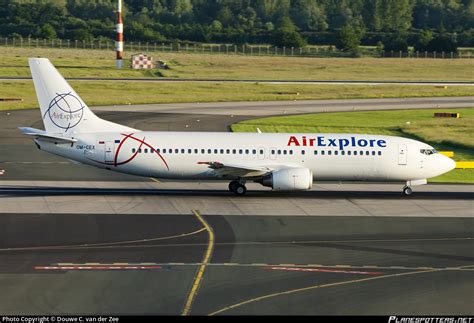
[441, 155, 456, 173]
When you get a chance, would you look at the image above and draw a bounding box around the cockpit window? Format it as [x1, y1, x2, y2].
[420, 149, 437, 155]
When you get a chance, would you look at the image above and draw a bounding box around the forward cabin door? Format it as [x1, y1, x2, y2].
[398, 144, 407, 165]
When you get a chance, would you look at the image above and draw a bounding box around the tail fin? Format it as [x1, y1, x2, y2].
[28, 58, 136, 135]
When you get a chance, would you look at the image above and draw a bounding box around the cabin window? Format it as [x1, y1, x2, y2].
[174, 149, 178, 153]
[220, 149, 224, 154]
[283, 150, 287, 155]
[271, 149, 275, 155]
[360, 150, 364, 155]
[314, 150, 318, 155]
[321, 150, 325, 155]
[259, 149, 264, 154]
[252, 149, 257, 154]
[347, 151, 351, 156]
[132, 148, 136, 153]
[289, 150, 293, 155]
[378, 151, 382, 156]
[239, 149, 243, 154]
[341, 151, 345, 156]
[335, 151, 339, 156]
[372, 151, 376, 156]
[353, 151, 357, 155]
[232, 149, 237, 154]
[302, 150, 306, 155]
[245, 149, 249, 154]
[201, 149, 205, 154]
[328, 150, 332, 155]
[278, 150, 281, 155]
[226, 149, 230, 154]
[214, 149, 218, 154]
[208, 149, 212, 154]
[188, 149, 192, 154]
[366, 151, 370, 156]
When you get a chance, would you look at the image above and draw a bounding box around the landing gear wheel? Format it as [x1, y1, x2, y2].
[228, 180, 247, 195]
[234, 184, 247, 196]
[403, 186, 413, 196]
[228, 180, 239, 192]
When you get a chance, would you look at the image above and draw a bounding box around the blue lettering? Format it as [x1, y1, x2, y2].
[358, 139, 368, 147]
[377, 139, 387, 147]
[338, 139, 349, 150]
[317, 136, 326, 147]
[328, 138, 337, 147]
[351, 136, 357, 147]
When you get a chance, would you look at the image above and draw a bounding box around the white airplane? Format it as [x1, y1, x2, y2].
[20, 58, 455, 196]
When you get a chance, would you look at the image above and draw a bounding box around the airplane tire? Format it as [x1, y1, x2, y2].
[234, 184, 247, 196]
[229, 181, 239, 192]
[403, 186, 413, 196]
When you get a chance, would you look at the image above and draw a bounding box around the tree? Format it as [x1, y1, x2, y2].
[383, 34, 408, 52]
[426, 34, 458, 53]
[414, 30, 433, 52]
[335, 25, 363, 53]
[72, 28, 93, 41]
[39, 23, 57, 39]
[272, 16, 306, 48]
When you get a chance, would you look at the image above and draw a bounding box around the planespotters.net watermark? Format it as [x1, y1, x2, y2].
[389, 317, 473, 323]
[1, 317, 119, 323]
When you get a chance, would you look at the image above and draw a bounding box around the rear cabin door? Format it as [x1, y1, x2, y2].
[398, 144, 407, 165]
[105, 141, 114, 163]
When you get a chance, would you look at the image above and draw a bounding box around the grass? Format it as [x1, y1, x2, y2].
[231, 108, 474, 184]
[1, 80, 473, 111]
[1, 47, 474, 81]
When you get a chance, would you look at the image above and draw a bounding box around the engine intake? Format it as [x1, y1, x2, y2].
[259, 167, 313, 191]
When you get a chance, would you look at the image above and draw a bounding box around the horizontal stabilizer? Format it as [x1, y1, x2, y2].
[19, 127, 77, 143]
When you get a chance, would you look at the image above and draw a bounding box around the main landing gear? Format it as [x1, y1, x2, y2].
[229, 179, 247, 196]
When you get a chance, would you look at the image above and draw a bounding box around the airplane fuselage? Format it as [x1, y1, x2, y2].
[36, 131, 454, 182]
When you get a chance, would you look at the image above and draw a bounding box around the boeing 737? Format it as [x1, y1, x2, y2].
[20, 58, 456, 195]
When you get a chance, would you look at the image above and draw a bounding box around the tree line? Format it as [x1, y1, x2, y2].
[1, 0, 472, 54]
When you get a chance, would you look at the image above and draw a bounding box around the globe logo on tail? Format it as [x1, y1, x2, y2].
[44, 92, 85, 131]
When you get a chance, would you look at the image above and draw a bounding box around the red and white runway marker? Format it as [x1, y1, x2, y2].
[35, 264, 163, 271]
[265, 266, 383, 275]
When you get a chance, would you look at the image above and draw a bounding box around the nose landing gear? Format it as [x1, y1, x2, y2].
[229, 179, 247, 196]
[403, 186, 413, 196]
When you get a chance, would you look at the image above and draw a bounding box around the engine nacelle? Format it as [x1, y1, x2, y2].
[260, 167, 313, 191]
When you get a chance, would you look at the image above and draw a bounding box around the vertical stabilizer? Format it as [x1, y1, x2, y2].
[28, 58, 136, 135]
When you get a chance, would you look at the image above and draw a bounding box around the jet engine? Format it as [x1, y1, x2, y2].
[259, 167, 313, 191]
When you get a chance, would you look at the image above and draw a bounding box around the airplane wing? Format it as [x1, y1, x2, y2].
[19, 127, 77, 143]
[198, 161, 272, 178]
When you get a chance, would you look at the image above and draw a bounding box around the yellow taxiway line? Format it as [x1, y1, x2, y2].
[182, 210, 215, 316]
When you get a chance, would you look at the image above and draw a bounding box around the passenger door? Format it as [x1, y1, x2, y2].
[105, 141, 114, 163]
[398, 144, 407, 165]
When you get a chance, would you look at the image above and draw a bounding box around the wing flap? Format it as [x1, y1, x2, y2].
[198, 161, 272, 178]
